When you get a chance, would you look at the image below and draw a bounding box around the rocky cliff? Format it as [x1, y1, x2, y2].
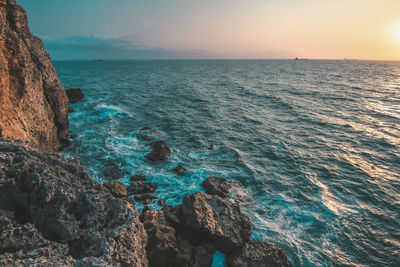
[0, 0, 68, 152]
[0, 140, 148, 266]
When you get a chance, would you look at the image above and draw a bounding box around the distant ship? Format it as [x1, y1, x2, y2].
[95, 59, 104, 61]
[294, 57, 308, 60]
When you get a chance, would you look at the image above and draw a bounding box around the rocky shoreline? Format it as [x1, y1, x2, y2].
[0, 0, 292, 266]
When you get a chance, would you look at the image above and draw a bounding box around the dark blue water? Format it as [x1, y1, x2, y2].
[55, 60, 400, 266]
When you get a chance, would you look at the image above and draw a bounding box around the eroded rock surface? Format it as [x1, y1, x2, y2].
[202, 176, 245, 198]
[0, 140, 148, 266]
[182, 192, 251, 253]
[227, 241, 293, 267]
[0, 0, 69, 152]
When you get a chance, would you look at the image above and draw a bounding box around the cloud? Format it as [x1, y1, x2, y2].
[42, 35, 209, 60]
[41, 35, 294, 60]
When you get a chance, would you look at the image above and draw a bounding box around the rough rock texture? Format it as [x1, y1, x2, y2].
[66, 88, 84, 104]
[140, 207, 178, 267]
[182, 192, 251, 253]
[202, 176, 245, 198]
[146, 140, 171, 162]
[104, 181, 128, 198]
[227, 241, 293, 267]
[0, 0, 69, 152]
[0, 140, 148, 266]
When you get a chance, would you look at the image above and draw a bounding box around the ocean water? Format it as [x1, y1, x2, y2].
[56, 60, 400, 267]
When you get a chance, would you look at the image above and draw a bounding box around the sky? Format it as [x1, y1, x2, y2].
[18, 0, 400, 60]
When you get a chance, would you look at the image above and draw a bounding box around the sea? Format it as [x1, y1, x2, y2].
[55, 59, 400, 267]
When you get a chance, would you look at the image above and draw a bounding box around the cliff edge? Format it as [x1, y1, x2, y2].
[0, 0, 68, 152]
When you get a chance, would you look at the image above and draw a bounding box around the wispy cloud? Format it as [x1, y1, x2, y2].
[42, 35, 209, 60]
[41, 35, 293, 60]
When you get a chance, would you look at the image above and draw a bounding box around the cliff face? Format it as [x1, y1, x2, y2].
[0, 0, 68, 152]
[0, 140, 148, 266]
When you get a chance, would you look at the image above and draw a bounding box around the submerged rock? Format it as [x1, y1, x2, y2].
[141, 127, 157, 133]
[182, 192, 251, 253]
[66, 88, 85, 104]
[130, 174, 147, 182]
[103, 162, 128, 180]
[0, 140, 148, 266]
[227, 241, 293, 267]
[104, 181, 128, 198]
[0, 0, 69, 152]
[146, 141, 171, 162]
[172, 165, 186, 176]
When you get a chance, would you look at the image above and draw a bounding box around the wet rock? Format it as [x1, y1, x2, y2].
[134, 194, 157, 203]
[140, 208, 178, 267]
[146, 141, 171, 162]
[104, 181, 128, 198]
[141, 127, 157, 133]
[103, 162, 128, 180]
[202, 176, 245, 199]
[182, 192, 251, 253]
[130, 174, 147, 182]
[227, 241, 292, 267]
[0, 140, 148, 266]
[173, 165, 186, 176]
[66, 88, 85, 104]
[0, 0, 69, 152]
[128, 182, 158, 195]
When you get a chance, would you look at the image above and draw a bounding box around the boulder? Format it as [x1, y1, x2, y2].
[146, 141, 171, 162]
[128, 182, 158, 195]
[66, 88, 85, 104]
[103, 162, 128, 180]
[0, 140, 148, 266]
[202, 177, 246, 200]
[182, 192, 251, 253]
[172, 165, 186, 176]
[104, 181, 128, 198]
[140, 208, 178, 267]
[0, 0, 69, 152]
[227, 241, 292, 267]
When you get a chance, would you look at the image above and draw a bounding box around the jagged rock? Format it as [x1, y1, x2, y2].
[227, 241, 292, 267]
[202, 176, 245, 199]
[66, 88, 84, 104]
[128, 182, 158, 195]
[182, 192, 251, 253]
[173, 165, 186, 176]
[0, 140, 148, 266]
[130, 174, 147, 182]
[146, 141, 171, 162]
[0, 0, 69, 152]
[104, 181, 128, 198]
[134, 194, 157, 204]
[140, 208, 178, 267]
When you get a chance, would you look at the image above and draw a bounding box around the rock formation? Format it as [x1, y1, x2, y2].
[146, 140, 171, 162]
[0, 140, 148, 266]
[0, 0, 69, 152]
[66, 88, 84, 104]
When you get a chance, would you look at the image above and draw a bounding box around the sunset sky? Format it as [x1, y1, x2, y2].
[18, 0, 400, 60]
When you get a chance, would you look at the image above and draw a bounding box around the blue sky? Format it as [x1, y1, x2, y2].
[18, 0, 400, 60]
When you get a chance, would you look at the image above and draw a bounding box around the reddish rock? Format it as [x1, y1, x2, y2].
[0, 0, 69, 152]
[103, 181, 128, 198]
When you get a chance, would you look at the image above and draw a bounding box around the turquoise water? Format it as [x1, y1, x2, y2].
[56, 60, 400, 266]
